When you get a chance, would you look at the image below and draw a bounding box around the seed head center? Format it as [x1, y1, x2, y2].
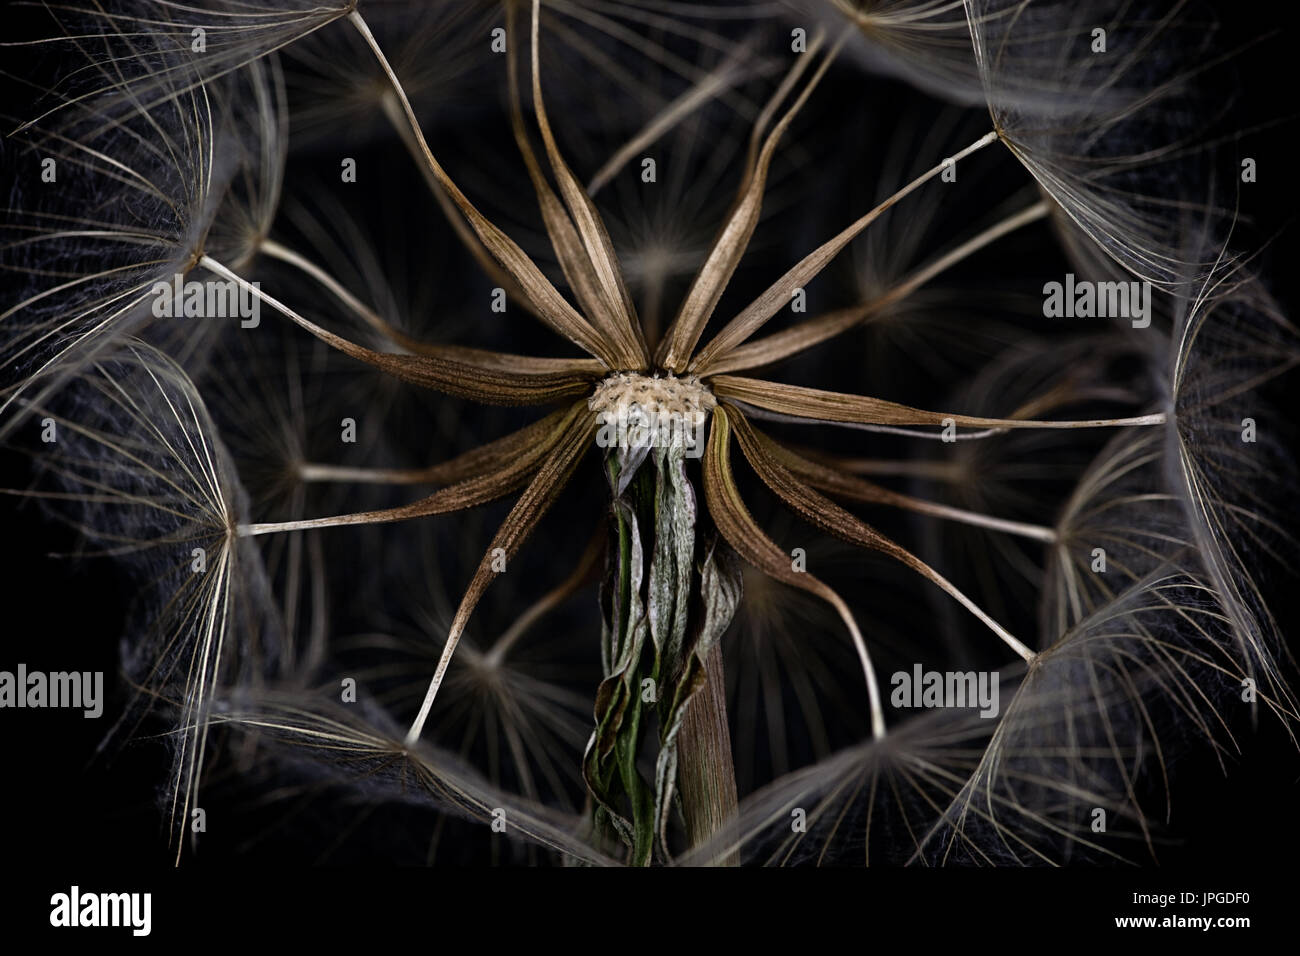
[588, 371, 716, 420]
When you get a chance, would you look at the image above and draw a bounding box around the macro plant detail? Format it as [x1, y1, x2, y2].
[1, 0, 1295, 869]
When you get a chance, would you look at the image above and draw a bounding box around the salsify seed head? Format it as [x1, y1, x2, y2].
[2, 0, 1293, 869]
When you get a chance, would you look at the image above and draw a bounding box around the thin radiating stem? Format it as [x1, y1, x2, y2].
[691, 130, 1001, 371]
[706, 200, 1050, 374]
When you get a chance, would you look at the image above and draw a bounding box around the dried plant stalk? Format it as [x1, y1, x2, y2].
[676, 643, 740, 859]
